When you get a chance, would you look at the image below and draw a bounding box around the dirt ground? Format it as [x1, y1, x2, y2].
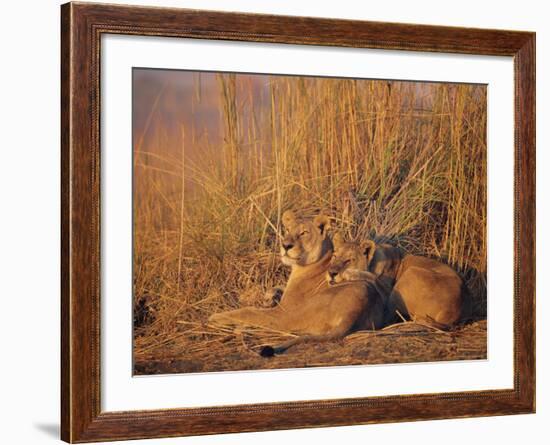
[134, 319, 487, 375]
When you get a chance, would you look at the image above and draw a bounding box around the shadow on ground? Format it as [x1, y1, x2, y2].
[33, 422, 59, 439]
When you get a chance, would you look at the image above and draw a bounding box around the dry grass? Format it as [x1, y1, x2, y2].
[134, 320, 487, 375]
[132, 72, 487, 374]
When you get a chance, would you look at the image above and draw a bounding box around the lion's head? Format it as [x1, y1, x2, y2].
[327, 233, 375, 285]
[280, 210, 332, 267]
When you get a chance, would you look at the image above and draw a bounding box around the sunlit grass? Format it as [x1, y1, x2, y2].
[132, 73, 487, 360]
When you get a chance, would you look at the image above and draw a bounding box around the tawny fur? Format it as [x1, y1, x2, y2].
[328, 233, 470, 329]
[208, 211, 385, 354]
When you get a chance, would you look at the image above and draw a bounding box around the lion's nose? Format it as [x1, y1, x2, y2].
[283, 243, 294, 251]
[328, 270, 338, 278]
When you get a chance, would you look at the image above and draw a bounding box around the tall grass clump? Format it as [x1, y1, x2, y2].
[132, 72, 486, 357]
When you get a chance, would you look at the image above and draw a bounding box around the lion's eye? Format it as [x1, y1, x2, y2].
[299, 230, 309, 237]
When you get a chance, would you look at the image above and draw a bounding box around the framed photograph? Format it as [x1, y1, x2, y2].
[61, 2, 535, 442]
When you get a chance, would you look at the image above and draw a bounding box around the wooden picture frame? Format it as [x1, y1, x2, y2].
[61, 2, 535, 442]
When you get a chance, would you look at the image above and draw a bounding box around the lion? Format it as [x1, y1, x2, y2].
[327, 232, 470, 329]
[327, 233, 392, 301]
[208, 210, 385, 355]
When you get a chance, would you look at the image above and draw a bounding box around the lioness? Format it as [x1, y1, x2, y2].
[328, 232, 469, 329]
[208, 211, 385, 354]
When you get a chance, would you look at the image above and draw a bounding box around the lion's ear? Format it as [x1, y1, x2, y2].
[313, 214, 331, 237]
[332, 232, 344, 249]
[361, 240, 377, 267]
[282, 210, 296, 228]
